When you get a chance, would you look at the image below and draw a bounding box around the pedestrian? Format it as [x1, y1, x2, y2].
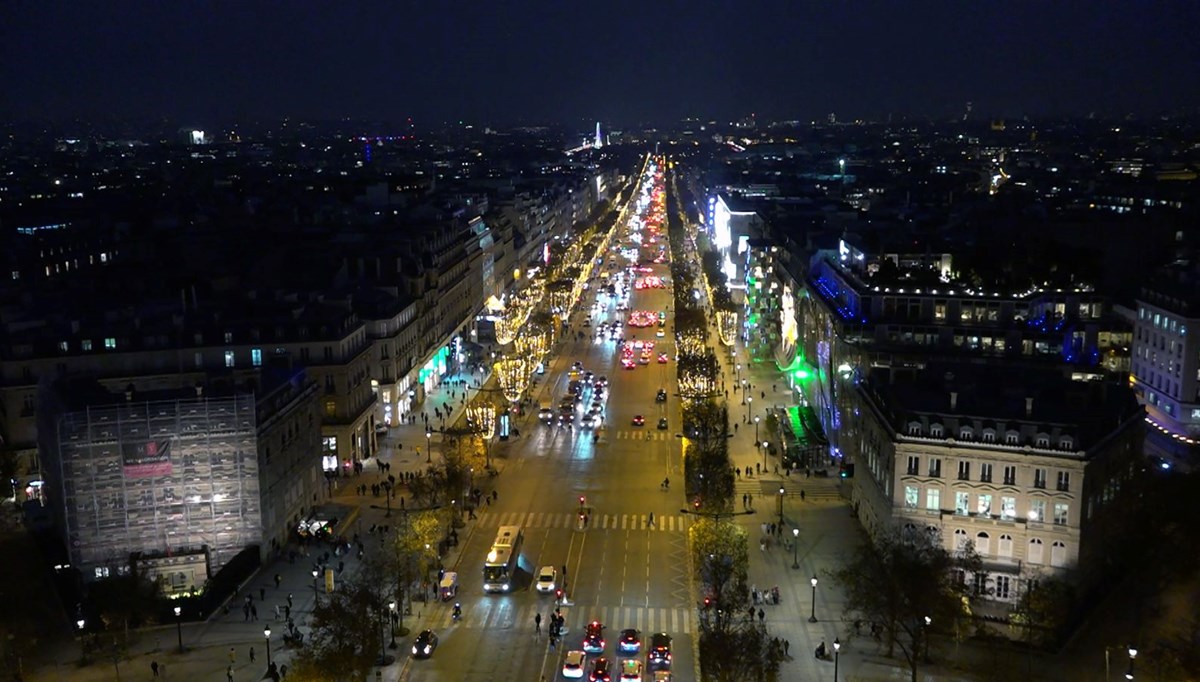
[784, 639, 790, 657]
[758, 608, 765, 623]
[274, 574, 282, 589]
[287, 592, 294, 608]
[285, 604, 291, 620]
[227, 665, 234, 682]
[150, 660, 159, 677]
[229, 647, 236, 664]
[280, 663, 288, 679]
[250, 646, 256, 663]
[648, 512, 655, 527]
[801, 490, 806, 502]
[274, 604, 281, 620]
[251, 604, 258, 621]
[260, 587, 266, 601]
[562, 565, 568, 580]
[535, 612, 542, 634]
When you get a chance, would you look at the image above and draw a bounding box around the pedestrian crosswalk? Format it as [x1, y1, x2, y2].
[476, 511, 690, 532]
[611, 430, 670, 441]
[420, 599, 693, 635]
[733, 477, 843, 502]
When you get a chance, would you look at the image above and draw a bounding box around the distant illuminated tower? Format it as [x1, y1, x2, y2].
[595, 122, 603, 149]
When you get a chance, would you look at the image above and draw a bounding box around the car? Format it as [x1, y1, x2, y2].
[618, 628, 641, 654]
[638, 356, 650, 365]
[539, 407, 554, 421]
[656, 329, 665, 338]
[536, 566, 557, 593]
[563, 650, 588, 678]
[647, 633, 672, 670]
[657, 417, 668, 430]
[622, 359, 636, 370]
[411, 629, 438, 659]
[620, 659, 644, 681]
[589, 657, 612, 682]
[655, 389, 667, 403]
[632, 415, 645, 427]
[374, 423, 388, 435]
[657, 353, 668, 363]
[582, 621, 606, 653]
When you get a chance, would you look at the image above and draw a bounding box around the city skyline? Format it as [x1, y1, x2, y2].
[3, 1, 1199, 125]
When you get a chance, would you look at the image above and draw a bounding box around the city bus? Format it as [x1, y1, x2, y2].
[483, 525, 523, 593]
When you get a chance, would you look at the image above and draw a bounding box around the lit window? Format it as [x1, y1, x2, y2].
[104, 337, 116, 349]
[1053, 503, 1069, 526]
[251, 348, 263, 367]
[82, 339, 93, 351]
[904, 486, 918, 509]
[925, 488, 940, 511]
[224, 350, 235, 368]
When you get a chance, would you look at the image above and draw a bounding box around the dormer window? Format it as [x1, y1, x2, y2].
[1005, 431, 1020, 445]
[958, 427, 973, 441]
[1036, 434, 1050, 448]
[982, 429, 996, 443]
[908, 423, 922, 436]
[1059, 437, 1074, 450]
[930, 424, 944, 438]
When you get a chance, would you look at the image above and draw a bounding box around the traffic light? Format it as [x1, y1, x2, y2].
[579, 496, 586, 507]
[693, 498, 701, 511]
[556, 589, 563, 601]
[703, 597, 711, 609]
[840, 464, 855, 479]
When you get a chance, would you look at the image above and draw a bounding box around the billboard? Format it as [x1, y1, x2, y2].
[122, 439, 173, 478]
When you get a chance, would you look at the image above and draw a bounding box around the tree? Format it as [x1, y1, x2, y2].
[690, 518, 749, 625]
[698, 621, 786, 682]
[1010, 574, 1076, 649]
[88, 572, 160, 638]
[830, 526, 980, 682]
[292, 560, 392, 681]
[391, 510, 446, 636]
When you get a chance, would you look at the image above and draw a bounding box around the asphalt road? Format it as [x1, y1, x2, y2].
[402, 175, 694, 681]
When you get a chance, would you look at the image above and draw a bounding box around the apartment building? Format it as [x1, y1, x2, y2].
[849, 363, 1143, 605]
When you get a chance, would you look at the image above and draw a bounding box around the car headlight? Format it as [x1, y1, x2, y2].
[411, 646, 419, 655]
[502, 583, 510, 591]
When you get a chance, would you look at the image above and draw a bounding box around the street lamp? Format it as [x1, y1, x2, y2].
[389, 600, 397, 648]
[263, 625, 272, 667]
[76, 617, 87, 665]
[777, 486, 785, 524]
[1126, 645, 1137, 680]
[746, 396, 752, 420]
[923, 615, 932, 662]
[753, 415, 760, 443]
[174, 605, 183, 653]
[809, 576, 818, 622]
[833, 638, 841, 681]
[425, 429, 433, 463]
[741, 379, 747, 404]
[792, 528, 800, 569]
[312, 568, 320, 603]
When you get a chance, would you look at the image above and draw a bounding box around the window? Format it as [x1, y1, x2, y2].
[904, 486, 919, 509]
[1036, 435, 1050, 447]
[104, 337, 116, 349]
[1000, 496, 1016, 520]
[1028, 538, 1044, 564]
[959, 427, 973, 440]
[323, 346, 334, 362]
[930, 423, 944, 438]
[194, 352, 203, 368]
[906, 456, 920, 475]
[926, 488, 941, 511]
[58, 340, 69, 352]
[976, 532, 990, 555]
[1003, 465, 1016, 485]
[980, 463, 993, 483]
[996, 575, 1012, 599]
[82, 339, 93, 351]
[224, 350, 235, 368]
[1005, 431, 1019, 445]
[1051, 541, 1068, 568]
[982, 429, 996, 443]
[977, 494, 993, 516]
[908, 423, 921, 436]
[1033, 468, 1047, 489]
[957, 461, 970, 480]
[251, 348, 263, 367]
[1029, 499, 1046, 522]
[998, 534, 1013, 558]
[1056, 471, 1070, 492]
[324, 400, 337, 417]
[224, 331, 233, 343]
[973, 573, 987, 597]
[955, 492, 970, 515]
[954, 528, 969, 550]
[928, 458, 942, 477]
[1053, 503, 1069, 526]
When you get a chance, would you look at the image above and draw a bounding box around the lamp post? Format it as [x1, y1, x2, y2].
[389, 600, 397, 648]
[425, 430, 433, 463]
[263, 625, 272, 667]
[923, 615, 932, 662]
[777, 486, 785, 524]
[747, 395, 753, 420]
[76, 618, 87, 665]
[833, 638, 841, 681]
[741, 379, 747, 404]
[809, 576, 818, 622]
[1126, 645, 1137, 680]
[384, 481, 392, 517]
[174, 605, 184, 653]
[792, 528, 800, 569]
[312, 568, 320, 603]
[753, 415, 760, 443]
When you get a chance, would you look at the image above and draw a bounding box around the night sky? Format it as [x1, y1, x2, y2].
[3, 1, 1198, 125]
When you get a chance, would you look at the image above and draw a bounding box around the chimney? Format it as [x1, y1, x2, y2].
[1025, 397, 1034, 417]
[949, 392, 958, 411]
